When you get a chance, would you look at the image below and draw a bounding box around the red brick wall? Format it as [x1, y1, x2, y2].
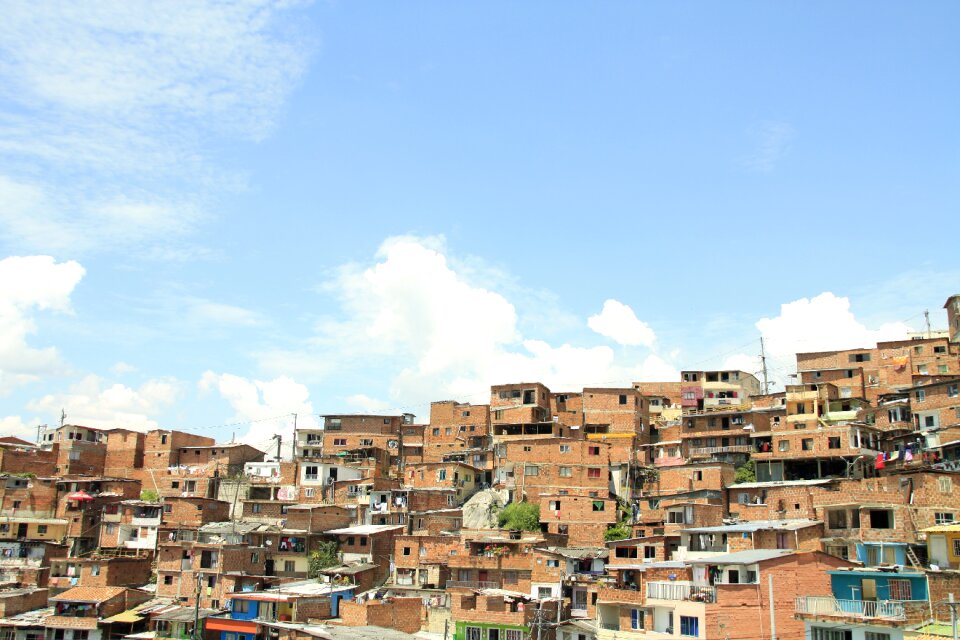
[340, 598, 424, 633]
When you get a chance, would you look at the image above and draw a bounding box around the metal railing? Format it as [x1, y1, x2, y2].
[794, 596, 905, 620]
[689, 445, 752, 455]
[646, 581, 716, 603]
[599, 623, 620, 631]
[447, 580, 500, 590]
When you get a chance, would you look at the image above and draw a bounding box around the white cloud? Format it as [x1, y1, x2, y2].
[758, 292, 911, 358]
[110, 362, 138, 375]
[26, 374, 180, 431]
[186, 299, 262, 327]
[724, 292, 913, 389]
[0, 255, 85, 394]
[0, 1, 313, 254]
[199, 372, 316, 457]
[345, 394, 393, 413]
[588, 299, 656, 347]
[743, 120, 795, 173]
[0, 415, 35, 440]
[264, 236, 675, 412]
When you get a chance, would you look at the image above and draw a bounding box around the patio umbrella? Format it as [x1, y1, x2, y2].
[66, 491, 94, 501]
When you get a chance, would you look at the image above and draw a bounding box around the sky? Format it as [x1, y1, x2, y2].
[1, 2, 958, 455]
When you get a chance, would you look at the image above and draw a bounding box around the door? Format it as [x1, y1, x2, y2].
[931, 535, 949, 567]
[16, 524, 27, 538]
[478, 570, 488, 584]
[861, 578, 877, 601]
[487, 629, 499, 640]
[572, 588, 587, 612]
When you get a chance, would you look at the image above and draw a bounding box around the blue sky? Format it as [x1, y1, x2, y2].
[1, 2, 958, 452]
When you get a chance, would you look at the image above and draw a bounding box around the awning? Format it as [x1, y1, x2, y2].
[205, 619, 260, 633]
[104, 611, 144, 624]
[66, 491, 94, 501]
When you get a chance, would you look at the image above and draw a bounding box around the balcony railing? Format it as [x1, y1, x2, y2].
[646, 581, 716, 603]
[689, 445, 752, 456]
[599, 622, 620, 631]
[447, 580, 500, 590]
[794, 597, 923, 621]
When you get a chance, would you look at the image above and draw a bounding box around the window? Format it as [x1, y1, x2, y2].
[811, 629, 852, 640]
[693, 470, 703, 481]
[949, 384, 959, 398]
[587, 468, 601, 479]
[559, 445, 570, 453]
[505, 631, 523, 640]
[432, 428, 440, 436]
[615, 547, 638, 559]
[828, 436, 841, 449]
[827, 510, 847, 529]
[304, 488, 315, 498]
[588, 446, 600, 456]
[915, 346, 924, 355]
[630, 609, 644, 630]
[403, 546, 411, 556]
[251, 552, 259, 563]
[802, 439, 814, 451]
[889, 578, 912, 600]
[524, 466, 539, 476]
[465, 628, 482, 640]
[936, 512, 955, 524]
[592, 501, 605, 512]
[438, 470, 447, 481]
[954, 539, 960, 557]
[546, 559, 560, 567]
[333, 438, 346, 446]
[234, 600, 250, 614]
[644, 546, 656, 559]
[37, 525, 48, 534]
[163, 575, 173, 585]
[865, 633, 891, 640]
[935, 345, 948, 354]
[619, 394, 628, 405]
[252, 503, 262, 514]
[559, 467, 572, 478]
[918, 364, 929, 375]
[940, 477, 953, 494]
[679, 616, 699, 637]
[916, 390, 926, 402]
[360, 439, 374, 446]
[778, 440, 789, 452]
[868, 509, 893, 529]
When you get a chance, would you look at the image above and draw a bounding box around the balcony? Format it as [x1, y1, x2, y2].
[131, 515, 161, 526]
[447, 580, 500, 590]
[795, 596, 911, 621]
[689, 445, 752, 456]
[597, 586, 644, 605]
[646, 581, 716, 603]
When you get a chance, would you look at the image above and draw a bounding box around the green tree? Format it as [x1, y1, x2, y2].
[308, 541, 340, 578]
[734, 460, 756, 484]
[604, 522, 631, 541]
[140, 489, 160, 502]
[497, 502, 540, 531]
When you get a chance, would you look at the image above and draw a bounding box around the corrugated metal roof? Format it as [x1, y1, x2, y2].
[687, 549, 794, 565]
[682, 519, 821, 534]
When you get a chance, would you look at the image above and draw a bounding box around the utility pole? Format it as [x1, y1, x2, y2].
[273, 433, 283, 462]
[193, 572, 203, 640]
[760, 337, 770, 394]
[291, 413, 298, 460]
[945, 593, 960, 640]
[768, 573, 777, 640]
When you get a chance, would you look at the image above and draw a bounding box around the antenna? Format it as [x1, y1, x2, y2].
[60, 409, 66, 427]
[760, 337, 770, 393]
[925, 309, 932, 339]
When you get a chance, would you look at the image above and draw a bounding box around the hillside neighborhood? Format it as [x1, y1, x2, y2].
[2, 295, 960, 640]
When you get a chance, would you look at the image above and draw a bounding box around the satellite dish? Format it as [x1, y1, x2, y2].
[387, 440, 399, 449]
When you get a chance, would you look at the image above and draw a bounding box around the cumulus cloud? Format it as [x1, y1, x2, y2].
[0, 255, 85, 394]
[0, 415, 35, 440]
[0, 1, 313, 254]
[588, 299, 656, 347]
[743, 120, 795, 173]
[260, 236, 675, 412]
[725, 292, 913, 389]
[26, 374, 180, 431]
[199, 372, 316, 457]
